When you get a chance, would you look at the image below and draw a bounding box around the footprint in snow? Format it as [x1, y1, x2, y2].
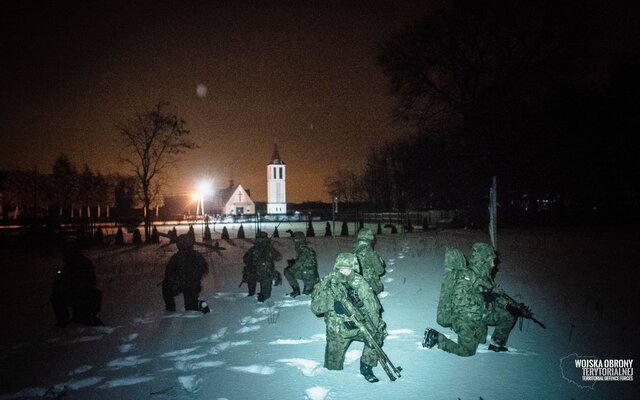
[65, 376, 104, 390]
[174, 354, 212, 371]
[67, 335, 103, 344]
[190, 360, 225, 370]
[162, 347, 200, 357]
[269, 338, 316, 345]
[181, 311, 204, 319]
[122, 333, 138, 342]
[227, 365, 276, 375]
[386, 328, 415, 340]
[118, 344, 134, 353]
[240, 315, 269, 325]
[194, 327, 228, 343]
[344, 349, 362, 365]
[272, 299, 311, 308]
[106, 355, 152, 370]
[213, 292, 247, 301]
[171, 353, 208, 364]
[276, 358, 321, 377]
[178, 375, 203, 393]
[236, 325, 261, 334]
[306, 386, 330, 400]
[99, 375, 154, 388]
[68, 365, 93, 376]
[208, 340, 250, 355]
[118, 332, 139, 352]
[92, 326, 116, 334]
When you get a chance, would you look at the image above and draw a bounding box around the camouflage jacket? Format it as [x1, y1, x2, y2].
[449, 270, 510, 342]
[164, 249, 208, 289]
[354, 243, 385, 294]
[293, 244, 318, 275]
[310, 272, 384, 339]
[243, 241, 281, 280]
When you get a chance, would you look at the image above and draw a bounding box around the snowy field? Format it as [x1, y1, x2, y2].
[0, 223, 638, 400]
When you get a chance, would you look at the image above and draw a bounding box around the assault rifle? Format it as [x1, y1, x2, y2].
[238, 267, 248, 288]
[501, 291, 546, 330]
[157, 231, 226, 256]
[482, 284, 546, 330]
[329, 282, 402, 381]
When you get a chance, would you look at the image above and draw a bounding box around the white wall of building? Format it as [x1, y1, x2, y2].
[224, 185, 255, 215]
[267, 146, 287, 214]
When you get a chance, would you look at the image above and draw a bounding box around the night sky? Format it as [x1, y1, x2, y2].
[0, 1, 434, 202]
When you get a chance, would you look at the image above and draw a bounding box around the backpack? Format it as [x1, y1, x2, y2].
[436, 247, 468, 327]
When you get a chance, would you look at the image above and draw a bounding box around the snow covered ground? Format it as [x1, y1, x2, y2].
[0, 223, 638, 399]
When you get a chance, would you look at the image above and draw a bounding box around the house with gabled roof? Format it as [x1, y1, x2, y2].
[224, 184, 255, 216]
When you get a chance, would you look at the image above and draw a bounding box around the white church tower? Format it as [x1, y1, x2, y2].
[267, 144, 287, 214]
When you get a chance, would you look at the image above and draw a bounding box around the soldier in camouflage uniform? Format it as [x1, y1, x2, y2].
[284, 231, 319, 297]
[310, 253, 387, 383]
[51, 242, 103, 326]
[241, 261, 258, 296]
[353, 228, 386, 295]
[242, 231, 282, 302]
[423, 242, 518, 356]
[163, 233, 209, 312]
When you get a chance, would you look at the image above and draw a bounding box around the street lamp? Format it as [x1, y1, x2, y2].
[191, 192, 204, 216]
[192, 179, 213, 218]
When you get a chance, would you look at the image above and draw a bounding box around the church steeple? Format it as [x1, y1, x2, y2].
[270, 144, 285, 165]
[267, 144, 287, 214]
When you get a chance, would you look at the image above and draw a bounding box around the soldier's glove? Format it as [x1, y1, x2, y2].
[334, 301, 348, 315]
[482, 290, 499, 304]
[346, 286, 364, 308]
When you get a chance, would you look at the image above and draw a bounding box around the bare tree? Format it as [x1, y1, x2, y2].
[52, 154, 79, 218]
[377, 0, 600, 141]
[324, 169, 366, 204]
[117, 102, 196, 241]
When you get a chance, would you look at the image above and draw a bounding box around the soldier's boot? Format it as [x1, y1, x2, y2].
[422, 328, 439, 349]
[360, 360, 379, 383]
[288, 287, 301, 298]
[488, 340, 509, 352]
[198, 300, 211, 314]
[257, 293, 267, 303]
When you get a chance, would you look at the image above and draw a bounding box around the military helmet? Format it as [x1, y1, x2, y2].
[334, 252, 359, 272]
[292, 231, 306, 242]
[357, 228, 374, 242]
[470, 242, 496, 274]
[176, 233, 195, 250]
[444, 247, 467, 269]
